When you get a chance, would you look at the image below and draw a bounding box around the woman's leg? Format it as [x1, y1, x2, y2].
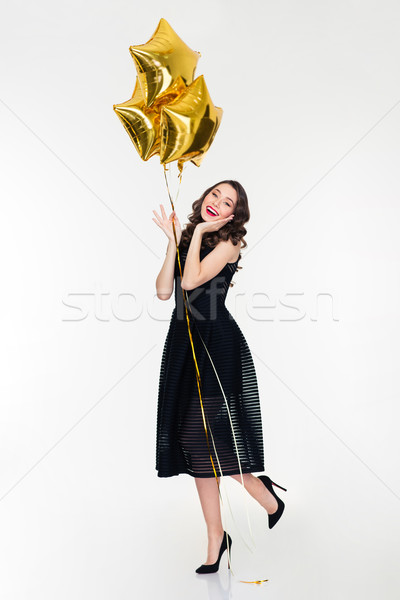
[195, 477, 225, 565]
[230, 473, 278, 514]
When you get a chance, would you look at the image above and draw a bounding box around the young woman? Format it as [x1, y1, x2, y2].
[152, 180, 287, 574]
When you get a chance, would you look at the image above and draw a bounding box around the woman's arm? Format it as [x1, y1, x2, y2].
[181, 221, 237, 291]
[152, 204, 182, 301]
[180, 227, 203, 290]
[155, 239, 177, 300]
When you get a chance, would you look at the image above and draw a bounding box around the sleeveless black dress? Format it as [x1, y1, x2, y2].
[156, 240, 265, 478]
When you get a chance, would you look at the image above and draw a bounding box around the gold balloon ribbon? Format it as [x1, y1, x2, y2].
[190, 319, 256, 543]
[163, 165, 219, 481]
[163, 169, 245, 495]
[240, 580, 269, 585]
[163, 164, 257, 578]
[164, 157, 271, 586]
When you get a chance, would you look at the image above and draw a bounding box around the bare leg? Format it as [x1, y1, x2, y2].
[230, 473, 278, 514]
[195, 477, 225, 565]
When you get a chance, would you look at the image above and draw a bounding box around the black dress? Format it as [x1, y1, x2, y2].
[156, 240, 265, 478]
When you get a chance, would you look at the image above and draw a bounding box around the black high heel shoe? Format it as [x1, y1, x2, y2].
[258, 475, 287, 529]
[195, 531, 232, 574]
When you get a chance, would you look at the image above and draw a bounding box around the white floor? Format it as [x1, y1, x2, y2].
[1, 449, 399, 600]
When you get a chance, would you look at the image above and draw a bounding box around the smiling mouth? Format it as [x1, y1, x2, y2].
[206, 206, 219, 216]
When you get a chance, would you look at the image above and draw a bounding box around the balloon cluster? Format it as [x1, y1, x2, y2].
[113, 18, 223, 173]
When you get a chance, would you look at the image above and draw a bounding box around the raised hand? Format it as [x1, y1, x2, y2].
[196, 214, 234, 234]
[152, 204, 182, 244]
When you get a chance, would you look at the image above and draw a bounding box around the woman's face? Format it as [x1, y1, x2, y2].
[200, 183, 238, 222]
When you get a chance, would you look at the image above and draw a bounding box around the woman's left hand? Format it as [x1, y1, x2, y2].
[196, 215, 234, 234]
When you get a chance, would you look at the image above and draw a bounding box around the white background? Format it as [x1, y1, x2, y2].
[1, 0, 399, 598]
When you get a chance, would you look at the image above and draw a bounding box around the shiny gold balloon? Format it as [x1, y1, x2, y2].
[129, 18, 200, 107]
[113, 78, 159, 161]
[113, 76, 186, 161]
[114, 19, 222, 168]
[159, 75, 223, 168]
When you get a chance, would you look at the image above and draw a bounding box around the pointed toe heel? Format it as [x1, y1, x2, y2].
[258, 475, 287, 529]
[195, 532, 232, 574]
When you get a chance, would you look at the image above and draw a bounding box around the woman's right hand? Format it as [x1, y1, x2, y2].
[152, 204, 182, 245]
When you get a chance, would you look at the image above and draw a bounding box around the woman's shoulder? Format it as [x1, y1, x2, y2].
[181, 236, 242, 263]
[215, 238, 241, 263]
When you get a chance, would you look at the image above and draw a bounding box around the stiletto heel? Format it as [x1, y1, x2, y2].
[270, 479, 287, 492]
[258, 475, 287, 529]
[195, 531, 232, 574]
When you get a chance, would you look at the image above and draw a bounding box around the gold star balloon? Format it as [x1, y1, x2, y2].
[159, 75, 223, 168]
[113, 76, 186, 161]
[113, 78, 159, 161]
[129, 18, 201, 108]
[113, 19, 223, 170]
